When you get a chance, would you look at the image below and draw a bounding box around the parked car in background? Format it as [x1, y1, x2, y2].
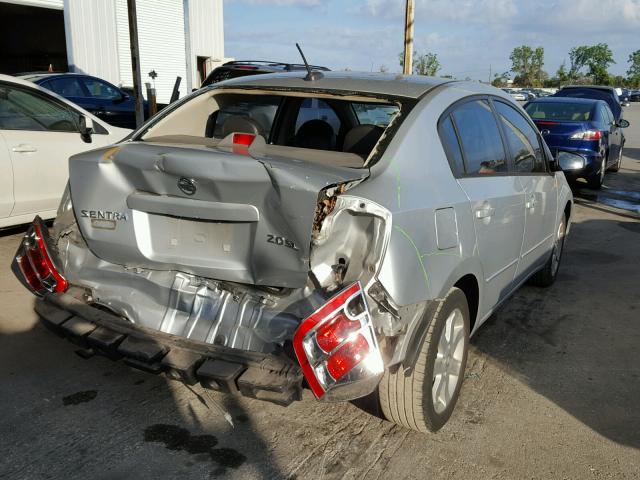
[0, 74, 130, 228]
[525, 97, 629, 188]
[19, 73, 148, 129]
[553, 85, 623, 121]
[619, 89, 631, 106]
[13, 73, 573, 433]
[201, 60, 330, 87]
[503, 88, 527, 101]
[629, 90, 640, 102]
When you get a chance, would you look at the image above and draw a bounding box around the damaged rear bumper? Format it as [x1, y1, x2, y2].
[36, 288, 303, 406]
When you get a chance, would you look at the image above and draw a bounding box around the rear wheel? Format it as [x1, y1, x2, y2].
[608, 146, 623, 172]
[379, 288, 469, 432]
[529, 213, 567, 287]
[587, 155, 607, 189]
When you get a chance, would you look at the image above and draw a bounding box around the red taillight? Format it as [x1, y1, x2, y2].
[13, 217, 68, 295]
[570, 130, 602, 141]
[232, 133, 256, 146]
[17, 255, 43, 292]
[535, 121, 559, 126]
[583, 130, 602, 140]
[325, 334, 369, 380]
[316, 313, 360, 353]
[34, 222, 68, 292]
[293, 282, 384, 400]
[27, 246, 49, 279]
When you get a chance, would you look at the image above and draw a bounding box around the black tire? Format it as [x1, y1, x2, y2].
[529, 213, 567, 287]
[608, 146, 623, 172]
[379, 287, 469, 432]
[587, 158, 605, 189]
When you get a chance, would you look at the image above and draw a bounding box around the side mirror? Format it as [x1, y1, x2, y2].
[556, 151, 585, 171]
[112, 93, 128, 104]
[79, 115, 94, 143]
[617, 119, 630, 128]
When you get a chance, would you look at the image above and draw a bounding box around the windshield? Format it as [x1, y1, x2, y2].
[525, 102, 594, 121]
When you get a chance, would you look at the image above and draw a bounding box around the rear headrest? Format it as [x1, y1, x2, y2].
[222, 115, 261, 137]
[294, 120, 336, 150]
[342, 124, 384, 156]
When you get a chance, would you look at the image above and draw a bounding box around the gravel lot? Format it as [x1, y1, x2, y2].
[1, 105, 639, 480]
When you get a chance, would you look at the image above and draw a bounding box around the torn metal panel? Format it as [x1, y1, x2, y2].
[68, 143, 367, 289]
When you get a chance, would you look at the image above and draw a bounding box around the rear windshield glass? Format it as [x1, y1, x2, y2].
[525, 102, 593, 121]
[142, 91, 402, 165]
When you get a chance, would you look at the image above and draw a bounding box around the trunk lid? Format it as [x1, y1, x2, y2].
[535, 120, 592, 147]
[69, 142, 368, 288]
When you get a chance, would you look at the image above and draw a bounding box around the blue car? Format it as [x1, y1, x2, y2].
[19, 73, 148, 129]
[524, 97, 629, 189]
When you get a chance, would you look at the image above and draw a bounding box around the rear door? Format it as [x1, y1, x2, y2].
[0, 132, 13, 219]
[493, 99, 557, 279]
[447, 98, 526, 312]
[0, 81, 88, 217]
[603, 105, 621, 163]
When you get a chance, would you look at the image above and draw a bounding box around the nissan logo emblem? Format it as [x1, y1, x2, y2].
[178, 177, 197, 195]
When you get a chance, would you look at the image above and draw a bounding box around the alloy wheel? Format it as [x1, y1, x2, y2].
[432, 308, 465, 414]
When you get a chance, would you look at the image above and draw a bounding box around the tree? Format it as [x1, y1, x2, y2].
[628, 50, 640, 85]
[568, 43, 615, 84]
[556, 61, 569, 83]
[379, 64, 389, 73]
[491, 71, 510, 87]
[398, 51, 441, 76]
[509, 45, 545, 86]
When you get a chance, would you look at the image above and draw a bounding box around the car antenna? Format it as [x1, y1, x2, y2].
[296, 43, 324, 81]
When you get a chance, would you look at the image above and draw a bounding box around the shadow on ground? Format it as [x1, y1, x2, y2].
[472, 214, 640, 449]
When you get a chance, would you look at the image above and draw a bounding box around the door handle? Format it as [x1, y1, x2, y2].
[12, 144, 38, 153]
[475, 206, 494, 219]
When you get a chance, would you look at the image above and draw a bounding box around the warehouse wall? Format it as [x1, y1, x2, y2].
[115, 0, 188, 104]
[186, 0, 226, 89]
[62, 0, 120, 84]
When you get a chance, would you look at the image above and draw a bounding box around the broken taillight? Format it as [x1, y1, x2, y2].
[293, 282, 384, 401]
[13, 216, 68, 296]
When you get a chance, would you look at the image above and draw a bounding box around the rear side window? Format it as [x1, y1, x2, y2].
[438, 115, 464, 175]
[494, 101, 545, 173]
[451, 100, 508, 175]
[352, 103, 399, 127]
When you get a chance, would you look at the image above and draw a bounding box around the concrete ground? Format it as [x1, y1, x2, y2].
[1, 106, 639, 480]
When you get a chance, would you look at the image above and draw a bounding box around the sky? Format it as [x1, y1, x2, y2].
[223, 0, 640, 80]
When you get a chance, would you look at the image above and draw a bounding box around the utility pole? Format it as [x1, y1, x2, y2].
[402, 0, 414, 75]
[489, 64, 492, 84]
[127, 0, 144, 128]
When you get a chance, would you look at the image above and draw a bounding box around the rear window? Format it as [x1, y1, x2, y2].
[140, 90, 403, 167]
[210, 95, 280, 139]
[525, 102, 593, 121]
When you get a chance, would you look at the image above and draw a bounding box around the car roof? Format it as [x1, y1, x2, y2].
[528, 96, 602, 104]
[220, 60, 330, 72]
[559, 85, 616, 93]
[18, 72, 83, 82]
[210, 71, 457, 99]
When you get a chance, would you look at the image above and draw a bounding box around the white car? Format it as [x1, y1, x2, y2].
[0, 74, 130, 228]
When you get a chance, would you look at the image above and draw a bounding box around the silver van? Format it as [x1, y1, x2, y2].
[13, 72, 573, 432]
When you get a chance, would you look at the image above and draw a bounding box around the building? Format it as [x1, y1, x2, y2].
[0, 0, 229, 102]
